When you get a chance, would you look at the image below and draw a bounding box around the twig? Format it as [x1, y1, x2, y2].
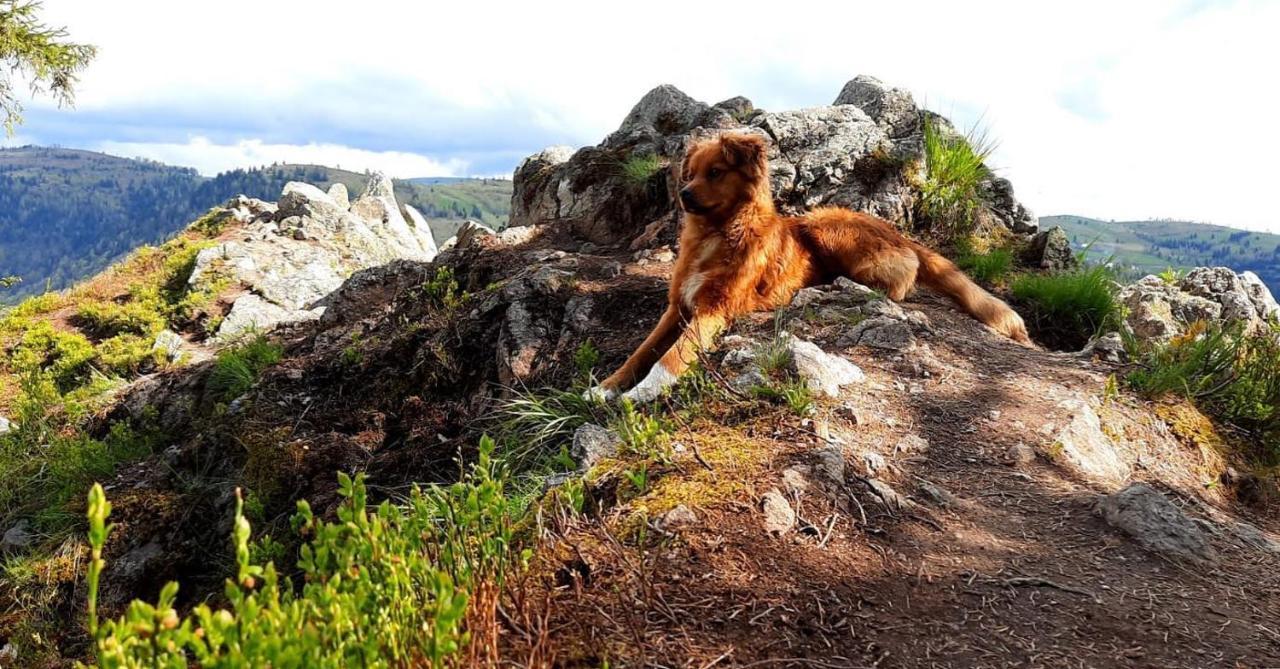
[999, 576, 1099, 602]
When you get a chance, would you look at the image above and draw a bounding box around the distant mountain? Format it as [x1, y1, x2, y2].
[0, 147, 512, 302]
[1042, 215, 1280, 293]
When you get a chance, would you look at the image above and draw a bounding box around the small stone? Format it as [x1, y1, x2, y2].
[860, 451, 888, 476]
[658, 504, 699, 530]
[781, 466, 812, 494]
[760, 489, 796, 536]
[785, 334, 865, 397]
[0, 416, 12, 435]
[866, 478, 915, 512]
[1005, 443, 1036, 465]
[1097, 483, 1216, 564]
[572, 423, 620, 470]
[917, 481, 956, 508]
[812, 445, 846, 485]
[2, 520, 31, 552]
[894, 435, 930, 456]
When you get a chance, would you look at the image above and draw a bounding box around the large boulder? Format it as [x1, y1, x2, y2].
[1097, 483, 1217, 565]
[189, 174, 441, 341]
[510, 76, 1035, 248]
[1119, 268, 1277, 344]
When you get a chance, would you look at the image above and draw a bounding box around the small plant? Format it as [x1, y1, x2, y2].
[620, 153, 664, 189]
[918, 116, 996, 239]
[83, 436, 527, 668]
[341, 333, 365, 367]
[206, 334, 283, 403]
[1157, 266, 1184, 285]
[750, 379, 816, 417]
[494, 385, 598, 473]
[1011, 264, 1119, 350]
[190, 208, 232, 237]
[573, 340, 600, 380]
[752, 311, 793, 376]
[622, 462, 650, 496]
[420, 266, 466, 312]
[612, 399, 670, 459]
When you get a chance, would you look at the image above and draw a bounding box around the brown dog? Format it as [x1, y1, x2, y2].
[590, 132, 1029, 403]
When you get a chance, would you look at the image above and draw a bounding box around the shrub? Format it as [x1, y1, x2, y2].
[918, 116, 996, 238]
[95, 334, 162, 376]
[1128, 322, 1280, 462]
[206, 335, 283, 403]
[84, 436, 526, 668]
[9, 322, 97, 389]
[750, 379, 816, 417]
[1011, 264, 1118, 350]
[76, 301, 165, 338]
[419, 266, 466, 312]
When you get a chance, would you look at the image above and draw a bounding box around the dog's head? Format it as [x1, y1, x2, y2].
[677, 132, 770, 219]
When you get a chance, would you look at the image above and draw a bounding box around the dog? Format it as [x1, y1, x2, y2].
[589, 132, 1030, 403]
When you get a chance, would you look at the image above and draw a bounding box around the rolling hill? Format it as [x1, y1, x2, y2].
[0, 147, 512, 302]
[1043, 215, 1280, 292]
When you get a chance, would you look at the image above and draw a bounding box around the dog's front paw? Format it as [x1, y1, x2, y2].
[620, 364, 678, 404]
[583, 385, 618, 403]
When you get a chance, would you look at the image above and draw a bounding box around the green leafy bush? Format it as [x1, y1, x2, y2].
[9, 321, 97, 389]
[75, 301, 166, 338]
[95, 334, 162, 376]
[918, 116, 996, 238]
[1011, 264, 1119, 350]
[85, 436, 526, 668]
[1128, 322, 1280, 461]
[206, 335, 284, 403]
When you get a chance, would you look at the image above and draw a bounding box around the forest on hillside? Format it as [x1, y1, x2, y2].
[0, 147, 511, 302]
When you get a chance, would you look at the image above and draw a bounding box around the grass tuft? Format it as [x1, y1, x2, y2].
[919, 116, 996, 239]
[206, 334, 283, 404]
[1011, 264, 1119, 350]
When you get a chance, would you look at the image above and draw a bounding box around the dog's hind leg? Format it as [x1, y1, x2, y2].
[851, 247, 919, 301]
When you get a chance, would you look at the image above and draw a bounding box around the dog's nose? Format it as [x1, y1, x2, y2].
[679, 188, 698, 209]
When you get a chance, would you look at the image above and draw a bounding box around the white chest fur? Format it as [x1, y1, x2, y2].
[679, 237, 721, 309]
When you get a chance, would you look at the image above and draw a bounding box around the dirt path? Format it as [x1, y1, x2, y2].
[516, 289, 1280, 668]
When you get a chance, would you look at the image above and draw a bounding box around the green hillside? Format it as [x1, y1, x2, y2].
[0, 148, 513, 303]
[1043, 215, 1280, 292]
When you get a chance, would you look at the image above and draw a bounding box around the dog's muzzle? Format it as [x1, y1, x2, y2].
[679, 188, 704, 213]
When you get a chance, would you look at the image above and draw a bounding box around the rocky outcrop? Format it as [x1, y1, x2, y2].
[1024, 226, 1078, 271]
[188, 174, 441, 340]
[1119, 267, 1278, 343]
[1097, 483, 1217, 564]
[511, 76, 1036, 248]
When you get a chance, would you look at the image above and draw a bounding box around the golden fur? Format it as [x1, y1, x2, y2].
[596, 132, 1029, 401]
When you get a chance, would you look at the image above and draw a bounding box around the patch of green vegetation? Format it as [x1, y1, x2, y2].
[1011, 263, 1119, 350]
[419, 266, 467, 312]
[750, 378, 816, 417]
[206, 334, 284, 404]
[918, 116, 995, 239]
[956, 244, 1014, 285]
[573, 340, 601, 380]
[1157, 266, 1185, 285]
[493, 384, 597, 474]
[620, 153, 665, 189]
[9, 321, 97, 390]
[1127, 322, 1280, 462]
[85, 436, 526, 667]
[613, 399, 670, 460]
[190, 207, 232, 236]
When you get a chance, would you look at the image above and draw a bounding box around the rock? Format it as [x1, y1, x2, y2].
[402, 205, 440, 259]
[1119, 268, 1276, 344]
[1230, 521, 1280, 554]
[781, 467, 812, 494]
[833, 74, 920, 140]
[844, 316, 914, 351]
[866, 478, 915, 512]
[917, 480, 957, 508]
[151, 329, 184, 362]
[834, 276, 879, 297]
[1, 520, 31, 552]
[452, 220, 496, 250]
[1082, 331, 1126, 363]
[980, 176, 1037, 234]
[1097, 483, 1217, 564]
[760, 489, 796, 536]
[326, 182, 349, 209]
[729, 369, 768, 393]
[571, 423, 620, 470]
[608, 84, 710, 146]
[531, 266, 574, 295]
[1024, 226, 1078, 271]
[657, 504, 699, 531]
[784, 334, 865, 397]
[1049, 399, 1130, 485]
[219, 294, 320, 341]
[858, 450, 888, 477]
[1005, 443, 1036, 465]
[0, 416, 12, 435]
[509, 146, 575, 229]
[812, 445, 846, 486]
[894, 435, 930, 456]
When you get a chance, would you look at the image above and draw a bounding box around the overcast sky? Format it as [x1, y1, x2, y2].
[9, 0, 1278, 232]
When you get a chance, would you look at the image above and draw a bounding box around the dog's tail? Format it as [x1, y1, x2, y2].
[912, 243, 1031, 345]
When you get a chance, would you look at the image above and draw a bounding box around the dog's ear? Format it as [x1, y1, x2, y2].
[720, 133, 768, 180]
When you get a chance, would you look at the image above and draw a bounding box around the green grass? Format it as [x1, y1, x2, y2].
[1127, 322, 1280, 462]
[750, 379, 816, 417]
[620, 154, 665, 189]
[956, 246, 1014, 285]
[919, 116, 996, 239]
[206, 334, 284, 404]
[84, 436, 525, 668]
[1011, 264, 1119, 350]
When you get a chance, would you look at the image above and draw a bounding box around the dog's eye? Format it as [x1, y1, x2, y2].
[707, 168, 723, 179]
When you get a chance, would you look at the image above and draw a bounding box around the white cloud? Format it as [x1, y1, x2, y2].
[33, 0, 1280, 232]
[94, 137, 468, 178]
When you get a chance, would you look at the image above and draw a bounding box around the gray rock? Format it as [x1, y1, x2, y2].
[401, 204, 440, 259]
[1025, 226, 1078, 271]
[530, 266, 574, 295]
[812, 445, 847, 485]
[894, 435, 930, 456]
[1083, 331, 1126, 363]
[151, 329, 185, 362]
[0, 416, 12, 435]
[785, 333, 865, 397]
[833, 74, 920, 140]
[326, 182, 349, 209]
[980, 176, 1037, 234]
[1119, 268, 1275, 344]
[1239, 271, 1279, 321]
[1050, 399, 1130, 485]
[1230, 521, 1280, 554]
[844, 316, 914, 351]
[781, 466, 812, 494]
[917, 480, 957, 508]
[608, 84, 710, 146]
[1181, 267, 1263, 323]
[1, 520, 31, 552]
[1097, 483, 1217, 564]
[657, 504, 699, 530]
[571, 423, 620, 470]
[1005, 443, 1036, 465]
[760, 489, 796, 536]
[866, 478, 915, 512]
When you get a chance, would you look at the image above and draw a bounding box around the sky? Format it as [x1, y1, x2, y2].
[8, 0, 1279, 233]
